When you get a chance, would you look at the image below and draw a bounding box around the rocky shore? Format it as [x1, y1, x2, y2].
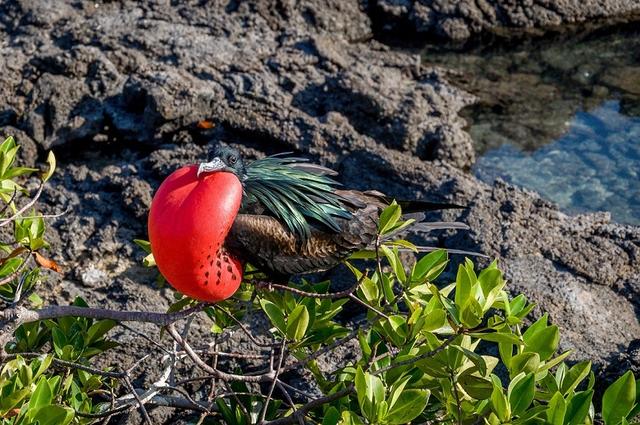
[1, 0, 639, 412]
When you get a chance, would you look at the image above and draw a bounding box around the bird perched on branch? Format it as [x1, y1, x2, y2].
[196, 143, 476, 278]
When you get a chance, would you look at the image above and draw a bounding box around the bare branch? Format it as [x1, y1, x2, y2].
[264, 386, 353, 425]
[254, 273, 365, 299]
[166, 323, 275, 383]
[2, 303, 206, 327]
[0, 183, 44, 227]
[259, 339, 286, 423]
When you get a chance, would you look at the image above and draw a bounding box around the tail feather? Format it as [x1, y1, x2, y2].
[410, 221, 470, 232]
[397, 199, 466, 213]
[383, 218, 470, 241]
[408, 245, 489, 258]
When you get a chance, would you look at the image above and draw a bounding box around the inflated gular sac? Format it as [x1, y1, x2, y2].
[148, 165, 243, 302]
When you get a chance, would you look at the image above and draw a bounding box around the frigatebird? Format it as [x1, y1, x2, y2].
[197, 144, 476, 277]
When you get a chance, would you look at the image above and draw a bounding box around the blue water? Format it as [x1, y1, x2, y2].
[474, 101, 640, 224]
[422, 26, 640, 225]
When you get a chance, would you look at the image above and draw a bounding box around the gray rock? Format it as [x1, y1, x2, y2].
[0, 1, 637, 414]
[372, 0, 640, 41]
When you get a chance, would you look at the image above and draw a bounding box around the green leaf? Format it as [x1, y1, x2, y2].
[524, 325, 559, 361]
[29, 376, 53, 411]
[355, 366, 367, 409]
[0, 388, 30, 411]
[509, 352, 540, 376]
[259, 299, 286, 335]
[86, 319, 116, 345]
[452, 345, 487, 376]
[387, 376, 411, 410]
[523, 313, 548, 340]
[286, 305, 309, 341]
[546, 392, 567, 425]
[422, 309, 447, 332]
[340, 411, 366, 425]
[31, 404, 74, 425]
[508, 372, 535, 415]
[385, 389, 430, 424]
[413, 249, 448, 282]
[354, 366, 384, 420]
[454, 263, 473, 308]
[133, 239, 152, 253]
[458, 373, 493, 399]
[382, 315, 408, 346]
[490, 374, 511, 421]
[561, 361, 591, 395]
[460, 297, 483, 328]
[378, 202, 401, 235]
[566, 390, 593, 425]
[602, 370, 636, 425]
[470, 331, 522, 345]
[322, 407, 341, 425]
[41, 151, 56, 182]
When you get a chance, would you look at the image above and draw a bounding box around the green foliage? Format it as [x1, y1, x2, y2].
[0, 136, 115, 423]
[2, 296, 118, 424]
[2, 136, 637, 425]
[243, 204, 638, 424]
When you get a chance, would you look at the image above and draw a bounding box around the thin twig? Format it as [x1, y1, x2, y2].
[2, 303, 206, 327]
[254, 274, 364, 299]
[0, 183, 44, 227]
[260, 339, 287, 423]
[214, 305, 279, 347]
[372, 333, 458, 376]
[11, 352, 125, 379]
[348, 293, 390, 320]
[166, 324, 275, 383]
[0, 187, 18, 216]
[276, 381, 304, 425]
[282, 319, 373, 373]
[119, 322, 172, 355]
[0, 253, 31, 287]
[265, 386, 353, 425]
[123, 376, 152, 425]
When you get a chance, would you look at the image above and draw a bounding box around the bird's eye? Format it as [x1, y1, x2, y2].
[229, 156, 237, 165]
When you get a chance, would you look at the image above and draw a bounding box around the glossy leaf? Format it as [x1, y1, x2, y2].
[602, 370, 636, 425]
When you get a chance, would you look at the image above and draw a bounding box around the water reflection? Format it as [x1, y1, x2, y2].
[475, 101, 640, 225]
[422, 24, 640, 224]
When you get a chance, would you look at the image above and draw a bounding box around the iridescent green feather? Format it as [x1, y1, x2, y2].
[242, 155, 352, 240]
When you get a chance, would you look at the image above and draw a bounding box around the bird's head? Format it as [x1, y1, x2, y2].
[197, 143, 247, 179]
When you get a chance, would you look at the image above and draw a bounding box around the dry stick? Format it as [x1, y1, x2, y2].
[123, 376, 152, 425]
[281, 319, 374, 374]
[259, 339, 287, 424]
[2, 303, 206, 327]
[348, 293, 390, 320]
[0, 253, 31, 287]
[166, 323, 275, 383]
[275, 381, 305, 425]
[254, 276, 363, 299]
[16, 207, 71, 221]
[0, 187, 18, 216]
[276, 379, 315, 400]
[12, 352, 125, 379]
[119, 322, 172, 355]
[0, 183, 44, 227]
[264, 386, 354, 425]
[214, 305, 280, 347]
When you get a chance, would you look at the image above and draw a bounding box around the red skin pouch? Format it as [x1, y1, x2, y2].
[149, 166, 243, 302]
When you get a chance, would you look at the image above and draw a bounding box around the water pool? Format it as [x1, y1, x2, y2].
[423, 24, 640, 225]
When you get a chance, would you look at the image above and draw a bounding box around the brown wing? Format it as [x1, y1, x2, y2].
[225, 203, 379, 276]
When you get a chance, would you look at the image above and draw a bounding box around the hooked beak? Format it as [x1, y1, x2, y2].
[197, 157, 225, 178]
